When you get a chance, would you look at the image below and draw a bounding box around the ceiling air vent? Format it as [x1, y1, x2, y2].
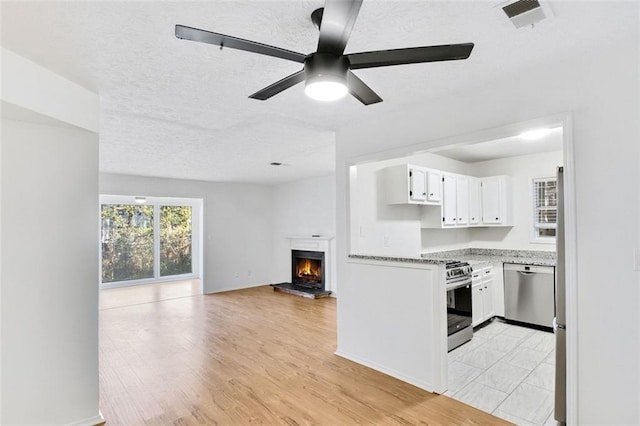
[500, 0, 553, 28]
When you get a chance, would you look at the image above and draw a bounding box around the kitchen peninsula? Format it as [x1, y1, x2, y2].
[341, 248, 555, 395]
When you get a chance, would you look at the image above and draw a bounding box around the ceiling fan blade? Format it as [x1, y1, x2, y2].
[249, 70, 306, 100]
[347, 43, 474, 70]
[316, 0, 363, 55]
[175, 25, 307, 64]
[347, 71, 382, 105]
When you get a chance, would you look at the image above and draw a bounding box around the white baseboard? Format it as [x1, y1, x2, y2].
[206, 281, 267, 294]
[334, 349, 435, 393]
[66, 411, 105, 426]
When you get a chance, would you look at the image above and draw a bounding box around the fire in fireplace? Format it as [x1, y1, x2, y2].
[291, 250, 324, 289]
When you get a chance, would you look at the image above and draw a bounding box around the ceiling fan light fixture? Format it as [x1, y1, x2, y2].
[304, 53, 349, 102]
[305, 76, 348, 102]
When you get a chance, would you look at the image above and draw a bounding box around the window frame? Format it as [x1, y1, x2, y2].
[531, 176, 557, 244]
[99, 195, 202, 288]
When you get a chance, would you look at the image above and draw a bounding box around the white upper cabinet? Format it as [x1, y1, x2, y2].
[442, 173, 457, 226]
[425, 172, 471, 228]
[468, 177, 481, 225]
[480, 176, 513, 226]
[409, 168, 427, 202]
[455, 175, 469, 226]
[426, 170, 442, 202]
[384, 164, 513, 229]
[382, 164, 442, 206]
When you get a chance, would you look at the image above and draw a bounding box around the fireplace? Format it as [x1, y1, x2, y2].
[291, 250, 325, 290]
[270, 236, 333, 298]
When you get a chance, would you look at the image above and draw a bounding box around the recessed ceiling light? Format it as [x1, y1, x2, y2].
[519, 128, 552, 140]
[270, 162, 283, 166]
[134, 196, 147, 204]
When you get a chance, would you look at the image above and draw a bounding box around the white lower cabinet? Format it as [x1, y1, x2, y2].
[492, 262, 505, 317]
[472, 284, 483, 327]
[472, 266, 494, 327]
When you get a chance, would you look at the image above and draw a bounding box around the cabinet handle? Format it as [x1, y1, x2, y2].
[458, 217, 462, 220]
[495, 217, 499, 220]
[429, 193, 434, 196]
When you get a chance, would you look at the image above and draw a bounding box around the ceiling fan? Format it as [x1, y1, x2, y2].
[175, 0, 474, 105]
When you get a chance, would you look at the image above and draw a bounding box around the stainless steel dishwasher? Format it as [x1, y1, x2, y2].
[503, 263, 555, 328]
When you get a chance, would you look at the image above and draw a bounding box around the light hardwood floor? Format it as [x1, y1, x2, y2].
[99, 285, 511, 425]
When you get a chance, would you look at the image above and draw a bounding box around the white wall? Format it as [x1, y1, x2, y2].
[352, 152, 470, 257]
[336, 21, 639, 426]
[469, 150, 563, 251]
[1, 48, 101, 425]
[1, 118, 100, 425]
[271, 174, 336, 291]
[100, 173, 274, 294]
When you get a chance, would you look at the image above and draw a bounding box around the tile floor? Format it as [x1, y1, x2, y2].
[447, 319, 558, 425]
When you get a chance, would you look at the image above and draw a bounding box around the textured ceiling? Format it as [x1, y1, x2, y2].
[1, 1, 635, 183]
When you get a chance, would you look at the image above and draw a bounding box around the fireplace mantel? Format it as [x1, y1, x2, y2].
[287, 236, 333, 251]
[286, 235, 334, 241]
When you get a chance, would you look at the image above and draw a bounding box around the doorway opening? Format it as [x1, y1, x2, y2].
[345, 112, 575, 424]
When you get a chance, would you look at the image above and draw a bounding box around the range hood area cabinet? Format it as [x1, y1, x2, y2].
[382, 164, 442, 205]
[421, 174, 514, 228]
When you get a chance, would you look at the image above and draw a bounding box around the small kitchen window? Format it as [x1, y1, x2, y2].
[532, 177, 557, 242]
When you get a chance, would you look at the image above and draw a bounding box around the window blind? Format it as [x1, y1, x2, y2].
[533, 177, 557, 238]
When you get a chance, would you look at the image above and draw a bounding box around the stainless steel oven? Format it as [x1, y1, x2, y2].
[446, 261, 473, 352]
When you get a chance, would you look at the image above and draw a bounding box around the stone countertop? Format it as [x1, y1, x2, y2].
[348, 248, 556, 267]
[348, 254, 447, 265]
[420, 248, 556, 267]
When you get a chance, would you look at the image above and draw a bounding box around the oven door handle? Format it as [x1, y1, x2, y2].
[446, 279, 472, 291]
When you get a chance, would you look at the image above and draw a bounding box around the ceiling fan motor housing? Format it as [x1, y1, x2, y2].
[304, 53, 349, 85]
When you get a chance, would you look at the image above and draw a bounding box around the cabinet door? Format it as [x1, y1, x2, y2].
[456, 176, 469, 226]
[482, 280, 494, 321]
[481, 177, 502, 224]
[492, 263, 505, 317]
[472, 284, 484, 327]
[409, 168, 427, 202]
[426, 170, 442, 202]
[442, 174, 457, 226]
[468, 178, 481, 225]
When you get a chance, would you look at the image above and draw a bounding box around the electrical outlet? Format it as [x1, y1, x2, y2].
[360, 225, 366, 238]
[383, 236, 391, 247]
[247, 270, 252, 277]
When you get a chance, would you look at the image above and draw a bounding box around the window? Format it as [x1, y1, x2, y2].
[100, 196, 201, 286]
[532, 177, 557, 241]
[160, 205, 193, 277]
[101, 204, 155, 283]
